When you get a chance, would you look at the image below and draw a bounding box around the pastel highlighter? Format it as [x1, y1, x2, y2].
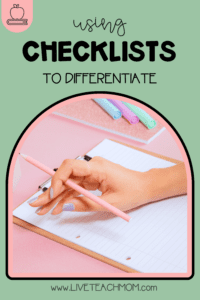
[93, 98, 122, 120]
[107, 99, 139, 124]
[122, 102, 157, 129]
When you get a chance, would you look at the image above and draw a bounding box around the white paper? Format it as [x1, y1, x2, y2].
[13, 139, 187, 273]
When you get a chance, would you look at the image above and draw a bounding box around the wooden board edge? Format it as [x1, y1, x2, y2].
[110, 139, 183, 165]
[13, 138, 183, 274]
[13, 216, 139, 274]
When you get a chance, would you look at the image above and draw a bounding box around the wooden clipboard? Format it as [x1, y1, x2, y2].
[13, 139, 182, 273]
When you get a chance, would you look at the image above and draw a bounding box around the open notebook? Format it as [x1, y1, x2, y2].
[13, 139, 187, 273]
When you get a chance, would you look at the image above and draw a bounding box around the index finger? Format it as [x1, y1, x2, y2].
[50, 159, 92, 200]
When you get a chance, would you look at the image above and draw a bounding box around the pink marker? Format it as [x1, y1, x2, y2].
[19, 154, 131, 222]
[107, 99, 139, 124]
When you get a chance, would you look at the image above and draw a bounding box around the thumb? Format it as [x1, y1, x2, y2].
[62, 193, 118, 213]
[63, 197, 95, 212]
[52, 194, 112, 214]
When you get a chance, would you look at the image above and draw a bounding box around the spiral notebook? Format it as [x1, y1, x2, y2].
[13, 139, 187, 273]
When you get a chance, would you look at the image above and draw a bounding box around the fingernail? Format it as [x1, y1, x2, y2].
[35, 207, 42, 214]
[50, 187, 54, 199]
[62, 203, 75, 212]
[27, 196, 38, 204]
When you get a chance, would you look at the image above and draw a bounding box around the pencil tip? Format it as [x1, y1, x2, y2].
[19, 153, 27, 159]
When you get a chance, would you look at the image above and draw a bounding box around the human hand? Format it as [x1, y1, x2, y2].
[28, 157, 150, 215]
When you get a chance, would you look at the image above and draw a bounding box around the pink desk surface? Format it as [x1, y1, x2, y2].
[13, 114, 183, 275]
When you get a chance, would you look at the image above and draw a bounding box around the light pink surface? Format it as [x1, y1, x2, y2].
[56, 99, 164, 143]
[12, 113, 184, 275]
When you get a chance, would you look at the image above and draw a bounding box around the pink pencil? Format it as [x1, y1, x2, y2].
[19, 154, 131, 222]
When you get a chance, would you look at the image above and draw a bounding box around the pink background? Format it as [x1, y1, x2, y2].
[1, 0, 33, 33]
[9, 95, 192, 277]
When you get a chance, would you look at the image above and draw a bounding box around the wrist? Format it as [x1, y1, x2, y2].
[142, 168, 167, 204]
[129, 169, 158, 205]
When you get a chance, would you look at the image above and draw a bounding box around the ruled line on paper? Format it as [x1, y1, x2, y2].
[13, 139, 187, 273]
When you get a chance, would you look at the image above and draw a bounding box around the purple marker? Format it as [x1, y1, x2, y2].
[107, 99, 139, 124]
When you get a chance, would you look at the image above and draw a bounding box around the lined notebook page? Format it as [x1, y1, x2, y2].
[13, 139, 187, 273]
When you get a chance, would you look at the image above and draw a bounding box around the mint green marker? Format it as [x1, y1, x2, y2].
[122, 102, 156, 129]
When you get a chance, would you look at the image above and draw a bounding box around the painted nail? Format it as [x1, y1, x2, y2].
[35, 207, 42, 214]
[62, 203, 75, 212]
[27, 196, 38, 204]
[50, 187, 54, 199]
